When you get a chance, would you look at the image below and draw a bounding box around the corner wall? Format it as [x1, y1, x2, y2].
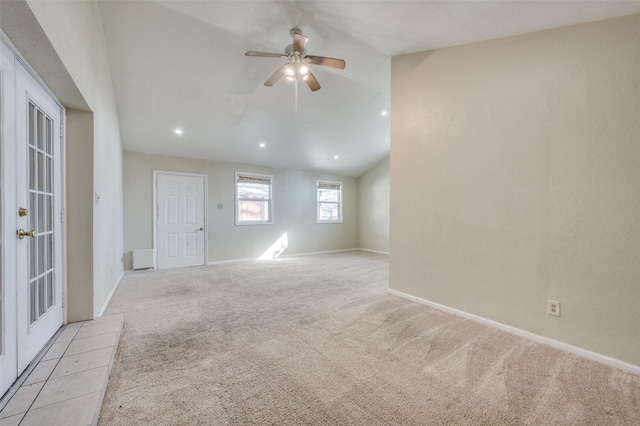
[123, 151, 358, 266]
[358, 156, 389, 253]
[391, 14, 640, 366]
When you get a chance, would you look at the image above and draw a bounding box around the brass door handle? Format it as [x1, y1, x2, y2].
[17, 229, 36, 239]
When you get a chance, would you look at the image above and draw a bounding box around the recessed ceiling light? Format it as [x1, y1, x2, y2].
[334, 155, 339, 160]
[259, 143, 266, 148]
[381, 110, 387, 116]
[174, 128, 183, 135]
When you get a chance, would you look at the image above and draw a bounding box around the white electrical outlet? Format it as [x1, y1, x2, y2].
[548, 300, 561, 317]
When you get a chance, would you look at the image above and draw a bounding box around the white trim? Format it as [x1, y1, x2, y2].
[60, 111, 67, 326]
[283, 248, 356, 258]
[153, 170, 208, 270]
[206, 248, 362, 265]
[97, 271, 125, 318]
[207, 257, 256, 266]
[356, 248, 389, 255]
[388, 288, 640, 376]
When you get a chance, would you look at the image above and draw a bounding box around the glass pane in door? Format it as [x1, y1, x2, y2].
[29, 281, 37, 323]
[38, 277, 45, 316]
[46, 274, 53, 309]
[27, 102, 56, 324]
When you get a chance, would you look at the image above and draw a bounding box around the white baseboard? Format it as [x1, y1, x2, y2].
[388, 288, 640, 376]
[98, 271, 125, 318]
[207, 248, 363, 265]
[282, 248, 357, 258]
[208, 257, 256, 266]
[356, 248, 390, 255]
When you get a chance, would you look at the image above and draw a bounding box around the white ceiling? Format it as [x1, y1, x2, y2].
[98, 1, 640, 177]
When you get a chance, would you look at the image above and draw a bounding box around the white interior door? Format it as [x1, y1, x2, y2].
[1, 39, 64, 396]
[155, 172, 206, 269]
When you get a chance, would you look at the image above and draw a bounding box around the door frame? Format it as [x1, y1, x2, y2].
[15, 58, 65, 371]
[0, 37, 19, 397]
[0, 33, 67, 395]
[152, 170, 208, 269]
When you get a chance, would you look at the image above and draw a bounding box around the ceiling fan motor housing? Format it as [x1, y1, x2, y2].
[285, 46, 306, 57]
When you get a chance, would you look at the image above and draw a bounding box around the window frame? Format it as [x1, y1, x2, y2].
[316, 180, 343, 224]
[235, 172, 274, 225]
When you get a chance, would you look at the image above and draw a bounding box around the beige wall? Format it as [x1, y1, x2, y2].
[123, 151, 358, 267]
[391, 14, 640, 366]
[358, 156, 389, 253]
[2, 1, 124, 320]
[65, 110, 94, 321]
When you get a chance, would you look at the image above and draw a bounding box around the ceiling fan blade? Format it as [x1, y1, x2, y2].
[245, 51, 286, 58]
[304, 70, 321, 92]
[264, 63, 288, 86]
[304, 55, 346, 70]
[293, 33, 308, 54]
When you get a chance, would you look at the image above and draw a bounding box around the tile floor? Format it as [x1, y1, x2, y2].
[0, 315, 123, 426]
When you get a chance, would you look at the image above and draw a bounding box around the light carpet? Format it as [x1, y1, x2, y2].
[100, 251, 640, 425]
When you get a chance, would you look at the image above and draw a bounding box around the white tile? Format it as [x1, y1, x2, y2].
[0, 413, 24, 426]
[41, 340, 71, 361]
[51, 347, 113, 379]
[21, 391, 100, 426]
[31, 367, 107, 409]
[65, 332, 119, 356]
[83, 314, 124, 326]
[23, 359, 58, 385]
[56, 326, 80, 343]
[0, 382, 44, 418]
[75, 320, 122, 339]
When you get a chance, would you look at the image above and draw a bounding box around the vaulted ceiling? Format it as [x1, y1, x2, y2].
[98, 1, 640, 177]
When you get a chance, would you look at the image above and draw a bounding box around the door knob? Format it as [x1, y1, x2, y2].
[17, 229, 36, 239]
[197, 227, 204, 231]
[18, 207, 28, 217]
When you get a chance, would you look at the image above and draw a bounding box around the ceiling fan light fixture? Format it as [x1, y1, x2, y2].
[246, 28, 346, 92]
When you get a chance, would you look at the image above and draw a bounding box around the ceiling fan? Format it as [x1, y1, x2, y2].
[245, 28, 346, 92]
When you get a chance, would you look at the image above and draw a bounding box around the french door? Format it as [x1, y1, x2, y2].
[1, 38, 64, 397]
[155, 172, 207, 269]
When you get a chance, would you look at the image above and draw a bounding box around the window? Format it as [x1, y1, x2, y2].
[317, 181, 342, 223]
[236, 173, 273, 225]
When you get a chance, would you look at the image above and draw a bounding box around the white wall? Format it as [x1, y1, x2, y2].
[3, 1, 124, 320]
[358, 156, 389, 253]
[123, 151, 358, 267]
[391, 14, 640, 366]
